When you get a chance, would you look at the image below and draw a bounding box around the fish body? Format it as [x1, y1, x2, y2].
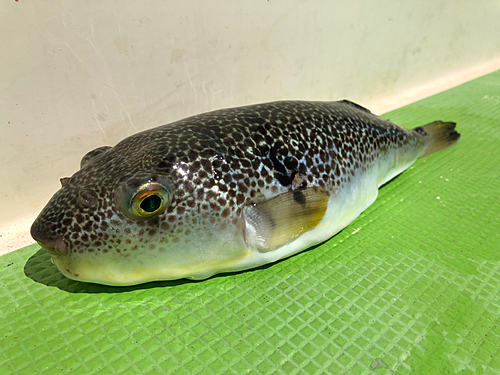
[31, 100, 460, 285]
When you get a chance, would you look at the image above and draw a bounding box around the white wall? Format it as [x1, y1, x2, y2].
[1, 0, 500, 253]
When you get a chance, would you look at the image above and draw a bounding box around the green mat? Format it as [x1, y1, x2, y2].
[2, 71, 500, 374]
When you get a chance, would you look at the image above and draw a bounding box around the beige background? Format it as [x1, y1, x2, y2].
[1, 1, 500, 254]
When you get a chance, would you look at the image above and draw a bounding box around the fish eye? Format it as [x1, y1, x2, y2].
[140, 194, 162, 213]
[130, 183, 170, 218]
[115, 175, 173, 220]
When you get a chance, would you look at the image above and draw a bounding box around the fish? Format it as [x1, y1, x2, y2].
[30, 100, 460, 286]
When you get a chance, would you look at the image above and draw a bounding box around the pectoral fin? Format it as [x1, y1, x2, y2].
[242, 186, 330, 252]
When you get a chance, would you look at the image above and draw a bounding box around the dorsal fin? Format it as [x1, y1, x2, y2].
[339, 100, 372, 114]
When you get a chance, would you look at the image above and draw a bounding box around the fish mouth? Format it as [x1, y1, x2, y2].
[36, 237, 68, 256]
[31, 218, 69, 256]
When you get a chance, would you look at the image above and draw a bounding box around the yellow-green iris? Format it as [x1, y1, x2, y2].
[130, 182, 170, 218]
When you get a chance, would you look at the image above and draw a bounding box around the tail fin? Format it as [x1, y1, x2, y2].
[413, 121, 461, 157]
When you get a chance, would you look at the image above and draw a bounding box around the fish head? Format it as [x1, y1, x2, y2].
[30, 131, 250, 286]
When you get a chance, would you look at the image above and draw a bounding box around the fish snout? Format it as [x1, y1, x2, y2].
[30, 221, 68, 255]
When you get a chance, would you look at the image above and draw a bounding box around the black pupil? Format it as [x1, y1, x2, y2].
[140, 195, 162, 213]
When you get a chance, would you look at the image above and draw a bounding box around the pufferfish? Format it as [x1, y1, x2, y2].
[30, 100, 460, 286]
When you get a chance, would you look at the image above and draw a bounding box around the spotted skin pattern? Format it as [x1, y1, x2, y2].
[31, 100, 433, 285]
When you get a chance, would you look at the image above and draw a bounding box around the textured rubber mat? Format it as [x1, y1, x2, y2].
[2, 71, 500, 374]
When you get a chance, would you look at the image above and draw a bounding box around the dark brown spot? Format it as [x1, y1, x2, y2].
[237, 182, 248, 193]
[293, 191, 306, 205]
[236, 194, 245, 205]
